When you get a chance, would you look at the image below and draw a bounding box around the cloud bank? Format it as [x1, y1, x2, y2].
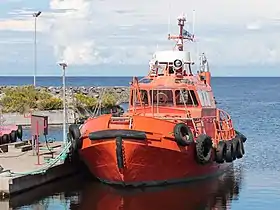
[0, 0, 280, 73]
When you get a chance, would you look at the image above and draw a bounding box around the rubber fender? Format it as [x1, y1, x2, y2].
[195, 134, 213, 165]
[231, 138, 239, 160]
[17, 125, 23, 140]
[235, 138, 245, 159]
[215, 141, 227, 164]
[173, 123, 194, 146]
[89, 129, 147, 141]
[224, 140, 234, 163]
[10, 130, 17, 143]
[116, 136, 124, 169]
[235, 130, 247, 143]
[2, 134, 9, 144]
[69, 124, 82, 151]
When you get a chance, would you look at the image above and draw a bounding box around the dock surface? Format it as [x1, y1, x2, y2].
[0, 140, 78, 196]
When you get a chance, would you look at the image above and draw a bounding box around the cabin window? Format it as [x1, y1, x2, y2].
[150, 90, 173, 106]
[175, 89, 198, 106]
[130, 89, 149, 106]
[197, 90, 213, 107]
[206, 92, 215, 106]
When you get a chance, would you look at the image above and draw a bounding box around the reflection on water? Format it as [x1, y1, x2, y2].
[13, 165, 243, 210]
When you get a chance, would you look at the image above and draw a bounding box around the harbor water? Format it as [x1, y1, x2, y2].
[1, 76, 279, 210]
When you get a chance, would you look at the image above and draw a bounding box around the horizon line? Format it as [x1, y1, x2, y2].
[0, 75, 279, 78]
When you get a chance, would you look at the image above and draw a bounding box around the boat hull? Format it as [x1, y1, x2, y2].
[79, 137, 231, 187]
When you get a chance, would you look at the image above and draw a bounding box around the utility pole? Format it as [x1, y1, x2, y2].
[33, 11, 42, 87]
[58, 61, 68, 148]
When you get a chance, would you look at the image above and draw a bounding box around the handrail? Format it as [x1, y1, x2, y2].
[215, 109, 235, 140]
[110, 111, 236, 141]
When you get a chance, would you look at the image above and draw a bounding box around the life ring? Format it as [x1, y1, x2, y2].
[234, 138, 245, 159]
[174, 59, 183, 68]
[17, 125, 23, 140]
[215, 141, 227, 163]
[10, 130, 17, 143]
[156, 92, 168, 104]
[224, 140, 234, 162]
[173, 123, 194, 146]
[69, 124, 82, 151]
[195, 134, 213, 164]
[235, 130, 247, 143]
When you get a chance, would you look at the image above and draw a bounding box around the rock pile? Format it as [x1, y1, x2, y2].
[0, 86, 130, 104]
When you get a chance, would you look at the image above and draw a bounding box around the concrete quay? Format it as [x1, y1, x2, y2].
[0, 140, 79, 197]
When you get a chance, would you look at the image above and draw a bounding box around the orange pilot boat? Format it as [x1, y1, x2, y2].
[68, 14, 247, 187]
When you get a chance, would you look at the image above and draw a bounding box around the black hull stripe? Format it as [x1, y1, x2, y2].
[96, 163, 232, 188]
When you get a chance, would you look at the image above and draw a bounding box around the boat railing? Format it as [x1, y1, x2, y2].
[111, 115, 200, 135]
[215, 109, 235, 140]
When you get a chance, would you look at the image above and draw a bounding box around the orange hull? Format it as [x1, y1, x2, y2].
[79, 137, 231, 186]
[76, 114, 237, 186]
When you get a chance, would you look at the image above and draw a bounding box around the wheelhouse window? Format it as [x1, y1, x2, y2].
[197, 90, 214, 107]
[175, 89, 198, 106]
[130, 89, 149, 106]
[150, 89, 173, 106]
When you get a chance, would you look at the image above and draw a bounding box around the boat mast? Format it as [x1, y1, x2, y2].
[168, 14, 194, 51]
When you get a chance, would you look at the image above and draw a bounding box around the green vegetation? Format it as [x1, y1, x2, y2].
[73, 92, 117, 110]
[0, 86, 119, 114]
[0, 86, 62, 113]
[100, 92, 117, 108]
[74, 93, 97, 109]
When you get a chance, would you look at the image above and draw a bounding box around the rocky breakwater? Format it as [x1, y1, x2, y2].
[0, 85, 130, 104]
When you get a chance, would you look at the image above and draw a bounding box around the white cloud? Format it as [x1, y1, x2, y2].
[247, 21, 262, 31]
[1, 0, 280, 70]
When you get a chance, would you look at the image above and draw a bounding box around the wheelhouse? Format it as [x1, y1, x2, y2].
[129, 87, 215, 109]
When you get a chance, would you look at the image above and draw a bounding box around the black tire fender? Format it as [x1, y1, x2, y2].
[235, 138, 245, 159]
[2, 134, 9, 144]
[231, 138, 239, 160]
[195, 134, 213, 165]
[10, 130, 17, 143]
[235, 130, 247, 143]
[17, 125, 23, 140]
[173, 123, 194, 146]
[215, 141, 226, 164]
[225, 140, 234, 163]
[69, 124, 82, 151]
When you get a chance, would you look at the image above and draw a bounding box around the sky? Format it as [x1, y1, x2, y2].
[0, 0, 280, 76]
